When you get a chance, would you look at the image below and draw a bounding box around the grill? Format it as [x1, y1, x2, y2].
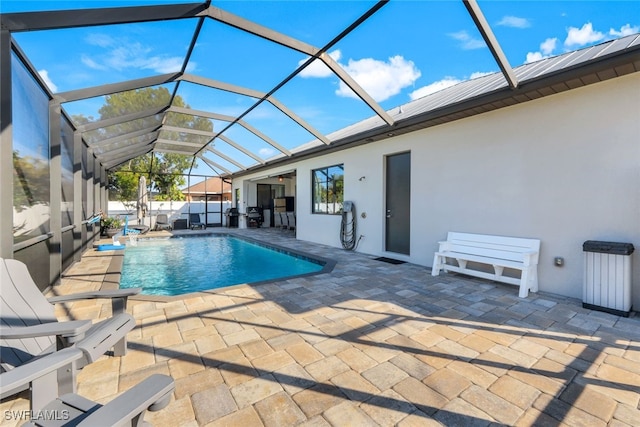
[225, 208, 239, 228]
[246, 207, 262, 228]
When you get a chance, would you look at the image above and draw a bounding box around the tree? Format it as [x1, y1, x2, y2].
[74, 87, 212, 201]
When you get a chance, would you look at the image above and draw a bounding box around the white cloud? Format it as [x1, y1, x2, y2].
[409, 77, 460, 100]
[82, 33, 188, 74]
[609, 24, 640, 37]
[540, 37, 558, 55]
[409, 72, 492, 100]
[525, 52, 545, 63]
[142, 56, 186, 73]
[300, 50, 421, 103]
[525, 37, 558, 63]
[85, 33, 115, 48]
[81, 54, 107, 70]
[448, 30, 486, 50]
[299, 50, 342, 78]
[564, 22, 605, 48]
[497, 16, 531, 29]
[259, 147, 275, 157]
[336, 55, 421, 102]
[38, 70, 58, 92]
[469, 71, 493, 80]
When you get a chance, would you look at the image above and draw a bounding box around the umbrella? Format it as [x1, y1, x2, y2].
[137, 175, 148, 225]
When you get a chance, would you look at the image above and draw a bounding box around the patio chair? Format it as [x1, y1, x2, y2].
[189, 213, 205, 230]
[274, 211, 283, 229]
[285, 211, 296, 231]
[1, 347, 175, 423]
[0, 258, 140, 407]
[154, 213, 172, 231]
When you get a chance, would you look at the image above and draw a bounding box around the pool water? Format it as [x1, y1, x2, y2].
[120, 235, 324, 296]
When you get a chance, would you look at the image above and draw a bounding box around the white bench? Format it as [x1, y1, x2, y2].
[431, 232, 540, 298]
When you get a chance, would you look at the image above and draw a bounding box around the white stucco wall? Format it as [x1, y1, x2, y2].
[234, 72, 640, 306]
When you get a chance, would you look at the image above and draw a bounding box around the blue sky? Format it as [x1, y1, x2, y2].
[3, 0, 639, 174]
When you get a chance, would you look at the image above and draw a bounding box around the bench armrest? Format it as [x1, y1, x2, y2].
[0, 320, 92, 341]
[521, 250, 539, 265]
[436, 240, 451, 251]
[77, 374, 175, 426]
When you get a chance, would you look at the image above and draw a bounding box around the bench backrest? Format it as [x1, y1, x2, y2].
[445, 232, 540, 262]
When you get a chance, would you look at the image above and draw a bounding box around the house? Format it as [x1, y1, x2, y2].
[182, 177, 232, 202]
[1, 2, 637, 308]
[231, 35, 640, 306]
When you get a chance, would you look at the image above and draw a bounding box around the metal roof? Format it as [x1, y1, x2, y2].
[234, 33, 640, 177]
[2, 2, 639, 179]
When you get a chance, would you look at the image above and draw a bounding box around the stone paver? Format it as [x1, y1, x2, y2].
[253, 392, 306, 427]
[3, 228, 639, 427]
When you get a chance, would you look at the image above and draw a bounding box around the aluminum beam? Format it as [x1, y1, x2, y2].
[198, 156, 232, 175]
[156, 138, 204, 148]
[235, 121, 291, 156]
[161, 125, 216, 138]
[49, 102, 62, 286]
[102, 146, 153, 169]
[169, 105, 235, 122]
[463, 0, 518, 89]
[169, 105, 291, 156]
[205, 5, 317, 55]
[204, 147, 247, 170]
[217, 135, 265, 165]
[54, 73, 181, 103]
[88, 125, 161, 149]
[77, 105, 168, 132]
[266, 97, 331, 145]
[180, 74, 330, 145]
[180, 73, 263, 99]
[0, 30, 13, 258]
[203, 1, 394, 130]
[95, 138, 155, 160]
[0, 2, 208, 32]
[320, 52, 395, 125]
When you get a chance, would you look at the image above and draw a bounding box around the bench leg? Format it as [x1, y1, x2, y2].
[528, 267, 538, 293]
[431, 254, 442, 276]
[519, 268, 531, 298]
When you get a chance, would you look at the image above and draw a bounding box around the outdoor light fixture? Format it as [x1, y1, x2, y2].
[278, 175, 284, 182]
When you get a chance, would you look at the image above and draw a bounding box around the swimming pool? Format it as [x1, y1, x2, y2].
[119, 234, 326, 296]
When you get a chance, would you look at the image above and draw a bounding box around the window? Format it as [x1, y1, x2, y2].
[312, 164, 344, 214]
[12, 53, 51, 243]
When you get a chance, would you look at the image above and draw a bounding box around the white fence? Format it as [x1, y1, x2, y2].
[107, 201, 233, 228]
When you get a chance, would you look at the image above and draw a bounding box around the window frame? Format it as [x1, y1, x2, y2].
[311, 164, 344, 215]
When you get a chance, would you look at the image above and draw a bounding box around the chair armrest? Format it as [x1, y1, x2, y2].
[0, 348, 85, 396]
[0, 320, 92, 341]
[47, 288, 141, 303]
[77, 374, 175, 426]
[48, 288, 141, 315]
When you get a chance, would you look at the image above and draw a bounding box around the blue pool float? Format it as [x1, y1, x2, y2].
[97, 244, 125, 251]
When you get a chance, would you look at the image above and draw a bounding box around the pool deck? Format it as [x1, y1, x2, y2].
[2, 228, 639, 426]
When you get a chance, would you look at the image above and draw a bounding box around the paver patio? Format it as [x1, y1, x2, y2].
[2, 228, 639, 426]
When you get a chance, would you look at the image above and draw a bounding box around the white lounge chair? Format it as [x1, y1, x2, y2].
[1, 258, 140, 409]
[0, 347, 175, 424]
[154, 214, 172, 231]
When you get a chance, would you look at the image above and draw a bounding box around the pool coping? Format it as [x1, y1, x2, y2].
[103, 232, 337, 302]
